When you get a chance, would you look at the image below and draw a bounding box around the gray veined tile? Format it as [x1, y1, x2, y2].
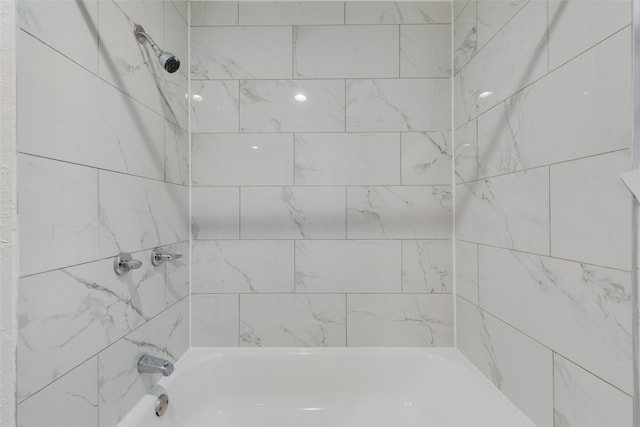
[190, 26, 292, 79]
[17, 258, 147, 401]
[191, 187, 240, 240]
[18, 0, 99, 73]
[191, 294, 239, 347]
[347, 79, 451, 132]
[295, 240, 401, 293]
[346, 2, 452, 24]
[456, 167, 549, 254]
[295, 133, 400, 186]
[18, 154, 99, 277]
[192, 133, 293, 186]
[401, 25, 451, 78]
[239, 2, 344, 26]
[456, 297, 553, 427]
[17, 358, 98, 427]
[98, 171, 189, 257]
[98, 298, 188, 427]
[401, 132, 451, 186]
[190, 80, 239, 133]
[240, 80, 345, 133]
[478, 29, 631, 179]
[241, 187, 346, 239]
[18, 30, 166, 181]
[347, 294, 453, 346]
[191, 240, 294, 294]
[402, 240, 452, 294]
[479, 245, 632, 394]
[191, 1, 238, 26]
[554, 354, 632, 427]
[240, 294, 346, 347]
[347, 186, 452, 239]
[294, 25, 399, 79]
[453, 0, 477, 74]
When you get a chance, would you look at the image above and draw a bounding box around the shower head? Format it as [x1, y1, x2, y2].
[134, 24, 180, 74]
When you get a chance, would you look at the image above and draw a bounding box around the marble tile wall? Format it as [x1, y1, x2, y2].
[453, 1, 633, 426]
[15, 0, 189, 426]
[190, 1, 454, 348]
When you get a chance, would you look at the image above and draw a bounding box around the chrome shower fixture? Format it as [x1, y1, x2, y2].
[133, 24, 180, 73]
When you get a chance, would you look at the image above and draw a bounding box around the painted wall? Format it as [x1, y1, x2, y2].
[1, 0, 18, 425]
[453, 1, 634, 426]
[15, 0, 189, 426]
[189, 1, 454, 347]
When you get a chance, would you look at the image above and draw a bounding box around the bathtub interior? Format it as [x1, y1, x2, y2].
[117, 348, 535, 427]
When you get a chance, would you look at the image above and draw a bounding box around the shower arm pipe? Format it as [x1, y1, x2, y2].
[134, 26, 162, 57]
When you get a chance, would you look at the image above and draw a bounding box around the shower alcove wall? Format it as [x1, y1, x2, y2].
[6, 1, 637, 427]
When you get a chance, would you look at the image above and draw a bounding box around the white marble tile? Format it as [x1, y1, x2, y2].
[191, 294, 239, 347]
[240, 294, 346, 346]
[479, 245, 632, 394]
[455, 240, 478, 303]
[171, 0, 188, 24]
[99, 171, 189, 257]
[295, 133, 400, 186]
[18, 155, 99, 277]
[18, 31, 165, 181]
[402, 240, 452, 293]
[456, 297, 553, 427]
[98, 298, 188, 427]
[454, 67, 474, 124]
[164, 241, 189, 306]
[401, 132, 451, 185]
[17, 358, 98, 427]
[240, 80, 345, 133]
[241, 187, 346, 239]
[551, 151, 631, 271]
[476, 0, 529, 49]
[454, 0, 477, 74]
[98, 0, 188, 126]
[295, 240, 401, 293]
[454, 0, 471, 20]
[165, 121, 188, 186]
[478, 29, 631, 178]
[346, 2, 451, 24]
[191, 1, 238, 26]
[190, 26, 292, 79]
[17, 0, 99, 73]
[294, 25, 398, 78]
[554, 354, 632, 427]
[347, 294, 453, 346]
[17, 258, 148, 401]
[192, 133, 293, 186]
[127, 248, 167, 319]
[462, 1, 548, 117]
[454, 119, 478, 183]
[240, 2, 344, 25]
[456, 167, 549, 254]
[548, 0, 630, 70]
[347, 79, 450, 132]
[347, 186, 452, 239]
[191, 240, 294, 293]
[401, 24, 451, 78]
[191, 187, 240, 239]
[190, 80, 239, 133]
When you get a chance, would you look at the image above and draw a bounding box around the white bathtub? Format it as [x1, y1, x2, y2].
[117, 348, 535, 427]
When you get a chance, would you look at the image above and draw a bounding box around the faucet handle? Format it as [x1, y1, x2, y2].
[151, 247, 183, 266]
[114, 253, 143, 276]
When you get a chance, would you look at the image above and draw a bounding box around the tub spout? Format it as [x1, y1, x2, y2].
[138, 355, 174, 376]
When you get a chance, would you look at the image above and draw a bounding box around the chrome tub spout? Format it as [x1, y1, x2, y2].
[137, 354, 174, 376]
